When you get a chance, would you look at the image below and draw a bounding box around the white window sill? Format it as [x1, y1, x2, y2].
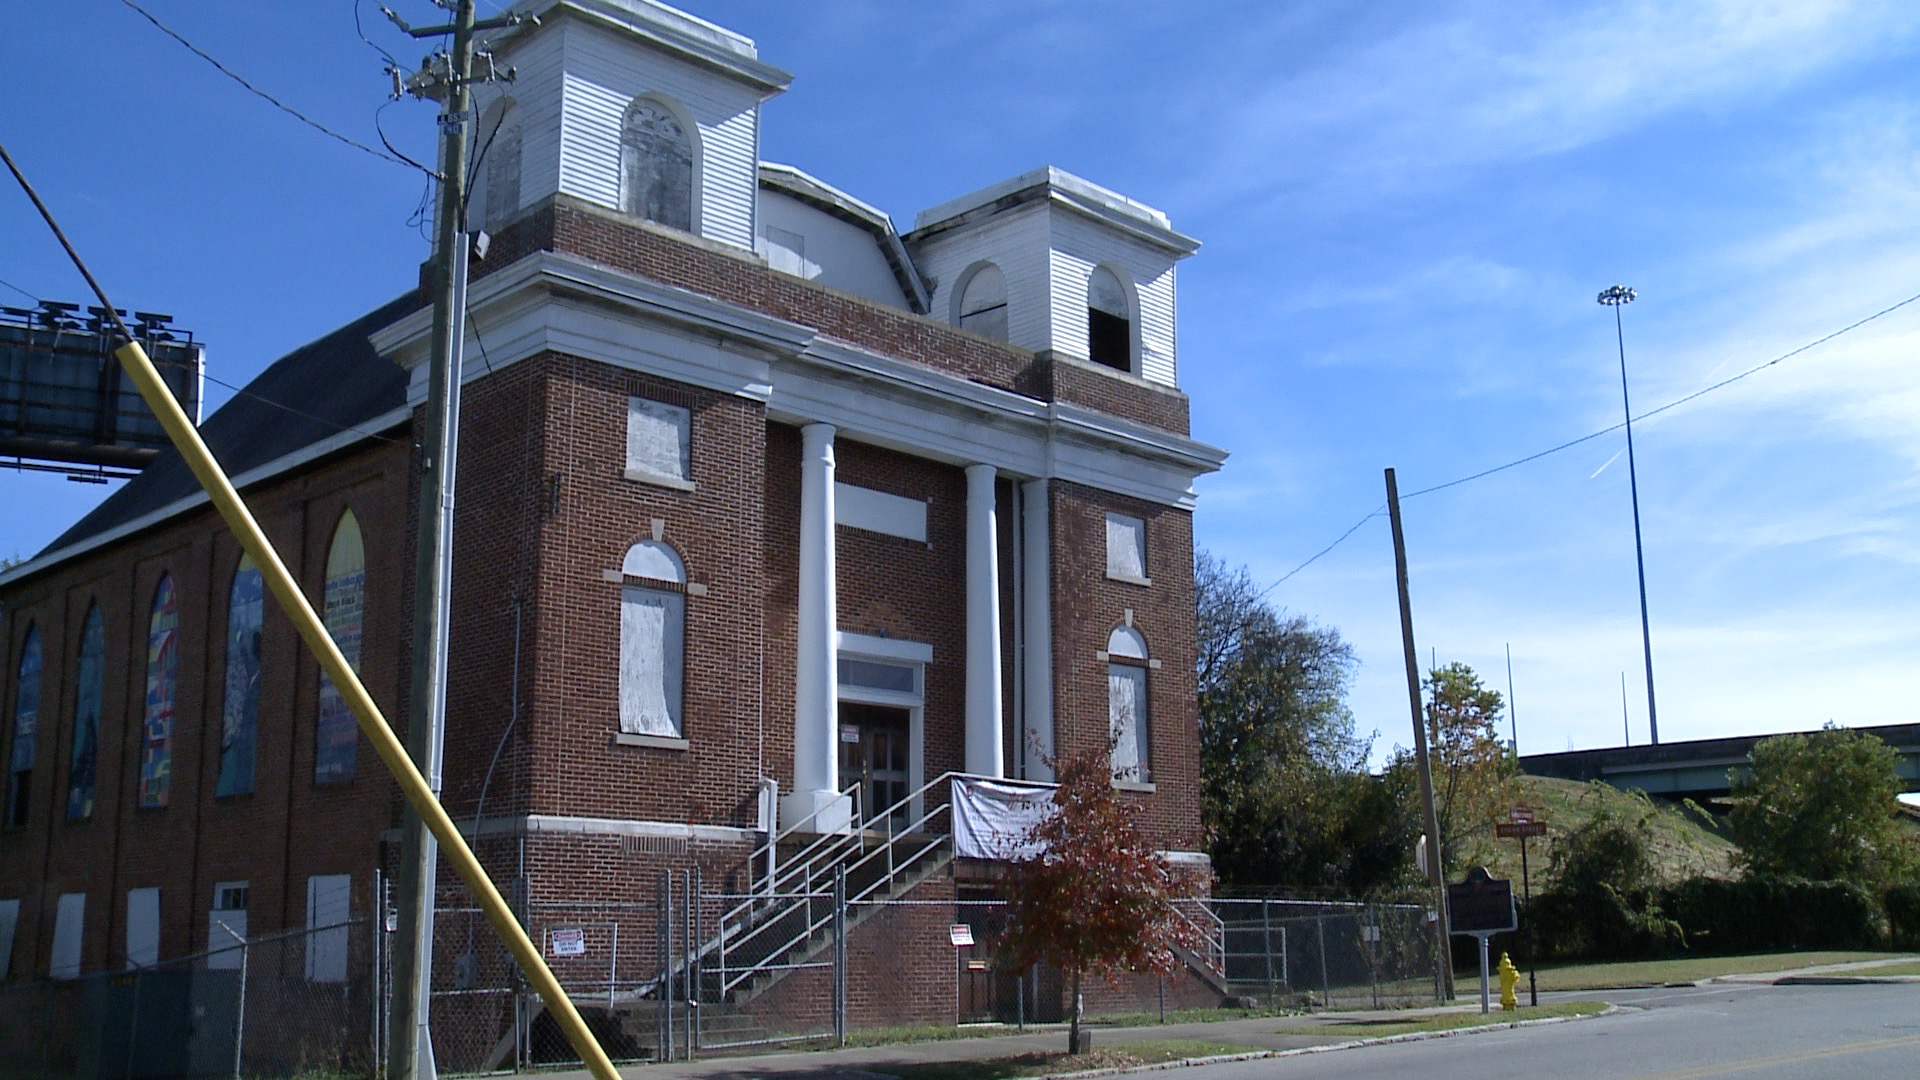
[1112, 780, 1156, 794]
[623, 468, 696, 493]
[1106, 573, 1152, 588]
[614, 732, 689, 751]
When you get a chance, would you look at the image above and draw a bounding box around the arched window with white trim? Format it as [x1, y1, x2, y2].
[1087, 266, 1132, 372]
[955, 263, 1008, 341]
[620, 540, 686, 740]
[621, 99, 694, 232]
[1106, 626, 1149, 782]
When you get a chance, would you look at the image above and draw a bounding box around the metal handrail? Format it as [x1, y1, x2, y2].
[1171, 897, 1228, 975]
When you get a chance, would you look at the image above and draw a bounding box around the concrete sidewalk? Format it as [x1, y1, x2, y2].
[1710, 955, 1920, 986]
[533, 999, 1590, 1080]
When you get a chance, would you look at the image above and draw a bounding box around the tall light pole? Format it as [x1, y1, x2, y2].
[1597, 284, 1659, 745]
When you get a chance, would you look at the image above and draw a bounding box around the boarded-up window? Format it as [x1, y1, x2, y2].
[207, 881, 248, 971]
[620, 585, 684, 739]
[622, 100, 693, 231]
[1105, 513, 1146, 581]
[67, 606, 104, 821]
[1108, 663, 1148, 782]
[958, 263, 1008, 341]
[305, 874, 351, 984]
[1088, 267, 1131, 371]
[484, 110, 522, 231]
[137, 576, 179, 808]
[50, 892, 84, 979]
[5, 625, 40, 828]
[0, 898, 18, 979]
[315, 512, 365, 784]
[125, 886, 160, 969]
[626, 397, 691, 485]
[217, 558, 263, 797]
[761, 224, 807, 276]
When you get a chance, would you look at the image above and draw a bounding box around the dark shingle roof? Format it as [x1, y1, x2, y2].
[42, 292, 419, 556]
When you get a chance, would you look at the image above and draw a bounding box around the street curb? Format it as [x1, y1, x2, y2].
[1024, 1004, 1625, 1080]
[1772, 975, 1920, 986]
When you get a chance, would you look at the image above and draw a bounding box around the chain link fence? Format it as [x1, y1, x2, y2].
[0, 918, 380, 1080]
[1212, 897, 1443, 1010]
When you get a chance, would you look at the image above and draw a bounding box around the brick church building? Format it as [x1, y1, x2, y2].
[0, 0, 1225, 1052]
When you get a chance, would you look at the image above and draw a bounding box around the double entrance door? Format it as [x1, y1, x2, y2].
[838, 703, 909, 829]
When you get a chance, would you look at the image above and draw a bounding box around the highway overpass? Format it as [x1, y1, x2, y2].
[1519, 722, 1920, 801]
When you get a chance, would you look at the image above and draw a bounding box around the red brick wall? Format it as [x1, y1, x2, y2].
[1049, 482, 1203, 855]
[523, 354, 770, 828]
[0, 441, 408, 980]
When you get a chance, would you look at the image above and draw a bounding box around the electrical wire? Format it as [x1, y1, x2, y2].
[375, 98, 441, 179]
[352, 0, 402, 67]
[0, 275, 38, 303]
[1, 141, 405, 449]
[1262, 285, 1920, 590]
[120, 0, 431, 176]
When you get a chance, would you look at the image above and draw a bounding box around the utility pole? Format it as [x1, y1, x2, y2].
[384, 4, 523, 1078]
[1385, 468, 1452, 1000]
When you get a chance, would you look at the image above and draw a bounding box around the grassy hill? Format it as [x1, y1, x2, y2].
[1454, 775, 1738, 888]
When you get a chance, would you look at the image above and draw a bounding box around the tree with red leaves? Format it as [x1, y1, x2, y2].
[998, 745, 1208, 1053]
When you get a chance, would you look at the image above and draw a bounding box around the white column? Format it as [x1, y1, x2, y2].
[784, 423, 852, 832]
[965, 464, 1005, 778]
[1020, 478, 1054, 781]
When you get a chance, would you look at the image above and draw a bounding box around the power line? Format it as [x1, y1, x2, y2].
[120, 0, 431, 176]
[0, 275, 37, 303]
[1264, 285, 1920, 589]
[1, 143, 405, 450]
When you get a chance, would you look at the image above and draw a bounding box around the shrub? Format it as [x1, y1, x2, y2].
[1659, 876, 1886, 954]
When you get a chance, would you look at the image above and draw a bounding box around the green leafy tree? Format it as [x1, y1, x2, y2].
[1195, 553, 1416, 893]
[1000, 745, 1205, 1053]
[1418, 662, 1514, 875]
[1730, 726, 1918, 889]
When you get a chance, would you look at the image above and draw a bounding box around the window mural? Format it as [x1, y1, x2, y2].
[67, 605, 104, 820]
[217, 556, 263, 797]
[5, 625, 41, 828]
[137, 576, 180, 808]
[314, 512, 364, 784]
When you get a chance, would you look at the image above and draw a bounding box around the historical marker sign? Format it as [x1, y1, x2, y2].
[1446, 866, 1517, 935]
[1496, 821, 1547, 839]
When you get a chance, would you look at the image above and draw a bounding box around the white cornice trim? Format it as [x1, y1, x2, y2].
[0, 405, 412, 589]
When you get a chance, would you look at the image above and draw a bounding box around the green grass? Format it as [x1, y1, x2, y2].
[876, 1040, 1262, 1080]
[1275, 1000, 1606, 1037]
[1088, 1003, 1301, 1028]
[1531, 951, 1916, 990]
[838, 1005, 1301, 1049]
[1458, 776, 1737, 886]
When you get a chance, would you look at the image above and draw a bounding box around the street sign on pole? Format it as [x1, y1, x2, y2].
[1495, 821, 1546, 839]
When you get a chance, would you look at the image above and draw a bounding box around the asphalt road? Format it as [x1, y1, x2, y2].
[1187, 983, 1920, 1079]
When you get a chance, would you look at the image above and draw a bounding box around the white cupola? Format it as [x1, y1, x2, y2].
[904, 167, 1200, 388]
[468, 0, 791, 249]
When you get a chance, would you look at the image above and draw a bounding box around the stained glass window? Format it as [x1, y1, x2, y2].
[314, 512, 364, 784]
[137, 576, 180, 808]
[217, 556, 263, 797]
[5, 625, 41, 827]
[67, 605, 104, 821]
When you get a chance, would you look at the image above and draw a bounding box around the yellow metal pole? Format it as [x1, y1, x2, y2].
[112, 343, 622, 1080]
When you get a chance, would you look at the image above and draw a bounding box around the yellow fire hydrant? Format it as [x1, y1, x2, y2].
[1498, 952, 1520, 1012]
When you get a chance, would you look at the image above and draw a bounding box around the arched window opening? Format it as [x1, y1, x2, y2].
[1106, 625, 1149, 782]
[5, 625, 42, 828]
[957, 263, 1008, 342]
[217, 556, 264, 798]
[315, 512, 365, 784]
[1087, 267, 1132, 372]
[620, 540, 686, 740]
[622, 99, 694, 232]
[67, 605, 104, 821]
[482, 104, 522, 231]
[136, 576, 180, 808]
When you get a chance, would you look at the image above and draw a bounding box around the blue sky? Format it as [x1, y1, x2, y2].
[4, 1, 1918, 761]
